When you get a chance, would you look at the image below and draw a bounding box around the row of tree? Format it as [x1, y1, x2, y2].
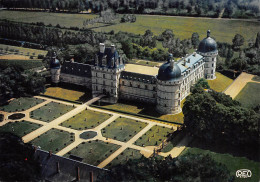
[98, 154, 233, 181]
[1, 0, 259, 18]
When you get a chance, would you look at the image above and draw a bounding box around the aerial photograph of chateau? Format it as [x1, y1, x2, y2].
[0, 0, 259, 181]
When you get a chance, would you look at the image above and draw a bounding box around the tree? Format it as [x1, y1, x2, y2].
[232, 34, 244, 50]
[191, 32, 200, 48]
[255, 32, 260, 48]
[0, 133, 41, 181]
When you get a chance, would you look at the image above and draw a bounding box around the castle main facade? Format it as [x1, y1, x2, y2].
[50, 30, 218, 115]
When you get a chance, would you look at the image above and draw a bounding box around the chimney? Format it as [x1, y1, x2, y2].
[77, 167, 80, 181]
[111, 44, 116, 53]
[99, 43, 105, 53]
[57, 162, 60, 173]
[188, 58, 191, 63]
[170, 59, 174, 69]
[193, 52, 196, 57]
[89, 171, 93, 182]
[207, 30, 211, 37]
[48, 151, 52, 157]
[183, 59, 186, 66]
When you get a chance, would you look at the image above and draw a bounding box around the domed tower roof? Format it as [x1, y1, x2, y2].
[197, 30, 218, 54]
[50, 58, 61, 69]
[157, 54, 182, 81]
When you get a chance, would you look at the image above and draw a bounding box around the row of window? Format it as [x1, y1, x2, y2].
[121, 81, 156, 91]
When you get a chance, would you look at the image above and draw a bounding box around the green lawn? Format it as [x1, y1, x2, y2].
[181, 147, 260, 182]
[65, 140, 120, 166]
[30, 128, 74, 153]
[0, 11, 97, 29]
[30, 102, 74, 122]
[102, 117, 147, 142]
[0, 43, 47, 57]
[60, 110, 111, 130]
[235, 82, 260, 108]
[208, 72, 234, 92]
[94, 15, 260, 45]
[96, 99, 185, 124]
[0, 97, 45, 112]
[0, 120, 42, 137]
[108, 148, 144, 168]
[252, 76, 260, 82]
[135, 125, 174, 147]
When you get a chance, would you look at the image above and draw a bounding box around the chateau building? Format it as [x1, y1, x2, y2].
[50, 30, 218, 115]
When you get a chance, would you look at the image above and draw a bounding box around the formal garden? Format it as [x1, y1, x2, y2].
[101, 117, 148, 142]
[0, 97, 45, 112]
[30, 101, 74, 122]
[135, 125, 174, 147]
[30, 128, 74, 153]
[0, 120, 42, 137]
[60, 110, 111, 130]
[65, 140, 120, 166]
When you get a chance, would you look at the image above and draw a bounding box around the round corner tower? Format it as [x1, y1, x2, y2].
[197, 30, 218, 80]
[156, 54, 183, 115]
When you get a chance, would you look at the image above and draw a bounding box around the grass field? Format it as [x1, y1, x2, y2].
[30, 128, 74, 153]
[60, 110, 111, 130]
[44, 87, 87, 102]
[97, 99, 185, 124]
[93, 15, 260, 44]
[235, 82, 260, 108]
[65, 140, 120, 166]
[0, 120, 42, 137]
[0, 97, 45, 112]
[208, 72, 234, 92]
[135, 125, 174, 147]
[0, 44, 48, 57]
[30, 102, 74, 122]
[252, 76, 260, 82]
[0, 10, 97, 28]
[102, 117, 147, 142]
[181, 147, 260, 182]
[130, 59, 162, 67]
[108, 148, 143, 168]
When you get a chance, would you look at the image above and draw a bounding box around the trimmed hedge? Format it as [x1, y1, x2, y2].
[0, 59, 43, 70]
[39, 94, 82, 105]
[90, 105, 183, 126]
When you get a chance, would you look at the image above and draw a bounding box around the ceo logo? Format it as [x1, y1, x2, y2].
[236, 169, 252, 178]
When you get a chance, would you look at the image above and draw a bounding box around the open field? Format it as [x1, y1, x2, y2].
[30, 102, 74, 122]
[108, 148, 144, 168]
[0, 54, 30, 60]
[208, 72, 234, 92]
[235, 82, 260, 108]
[65, 140, 120, 166]
[0, 97, 45, 112]
[30, 128, 74, 153]
[61, 110, 111, 130]
[0, 120, 42, 137]
[0, 44, 48, 57]
[93, 15, 260, 44]
[135, 125, 173, 147]
[102, 117, 148, 142]
[181, 147, 260, 182]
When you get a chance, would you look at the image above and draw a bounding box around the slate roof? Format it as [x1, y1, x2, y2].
[97, 47, 122, 68]
[177, 53, 204, 73]
[35, 149, 107, 182]
[197, 30, 218, 53]
[157, 62, 182, 81]
[61, 61, 92, 78]
[121, 71, 156, 84]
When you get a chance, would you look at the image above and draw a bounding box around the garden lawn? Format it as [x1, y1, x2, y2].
[0, 120, 42, 137]
[44, 87, 86, 102]
[181, 147, 260, 182]
[30, 102, 74, 122]
[0, 97, 45, 112]
[235, 82, 260, 108]
[135, 125, 174, 147]
[60, 110, 111, 130]
[102, 117, 147, 142]
[208, 72, 233, 92]
[108, 148, 143, 168]
[30, 128, 74, 153]
[65, 140, 120, 166]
